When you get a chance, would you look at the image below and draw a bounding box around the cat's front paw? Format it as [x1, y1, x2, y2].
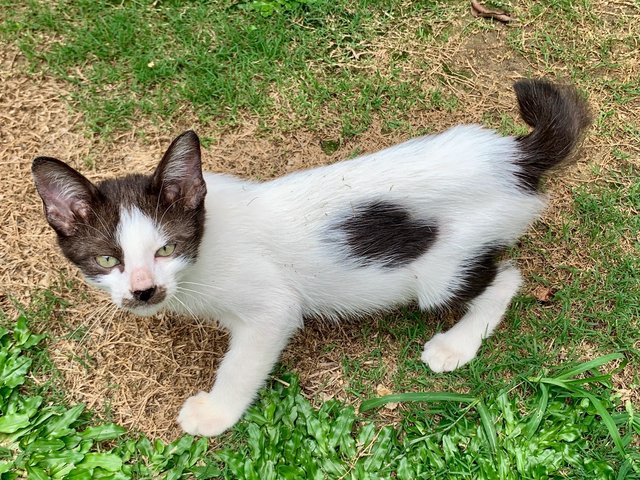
[177, 392, 239, 437]
[421, 333, 480, 373]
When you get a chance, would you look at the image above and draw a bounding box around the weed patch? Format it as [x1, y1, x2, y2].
[2, 302, 638, 478]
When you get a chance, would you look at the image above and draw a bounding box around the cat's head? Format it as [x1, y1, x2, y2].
[32, 131, 207, 316]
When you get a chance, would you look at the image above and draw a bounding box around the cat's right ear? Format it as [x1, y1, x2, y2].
[32, 157, 101, 237]
[151, 130, 207, 210]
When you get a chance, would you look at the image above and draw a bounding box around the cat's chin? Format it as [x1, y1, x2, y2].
[124, 303, 166, 317]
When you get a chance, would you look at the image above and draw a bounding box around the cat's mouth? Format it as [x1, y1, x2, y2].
[122, 286, 168, 316]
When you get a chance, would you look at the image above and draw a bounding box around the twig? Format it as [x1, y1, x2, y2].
[471, 1, 514, 24]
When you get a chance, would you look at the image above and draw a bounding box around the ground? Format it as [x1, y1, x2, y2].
[0, 0, 638, 444]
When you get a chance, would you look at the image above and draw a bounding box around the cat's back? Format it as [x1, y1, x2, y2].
[201, 124, 541, 248]
[248, 125, 534, 229]
[266, 125, 521, 205]
[193, 125, 543, 315]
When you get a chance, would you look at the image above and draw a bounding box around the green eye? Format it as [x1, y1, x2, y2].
[155, 243, 176, 257]
[95, 255, 120, 268]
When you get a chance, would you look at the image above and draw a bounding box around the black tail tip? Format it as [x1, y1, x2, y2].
[513, 79, 592, 192]
[514, 78, 592, 132]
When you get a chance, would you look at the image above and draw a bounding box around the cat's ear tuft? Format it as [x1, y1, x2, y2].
[152, 130, 207, 210]
[32, 157, 101, 237]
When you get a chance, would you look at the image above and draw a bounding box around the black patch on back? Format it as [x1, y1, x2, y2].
[449, 246, 504, 307]
[333, 200, 438, 268]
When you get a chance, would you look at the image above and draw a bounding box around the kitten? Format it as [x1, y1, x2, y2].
[32, 79, 590, 436]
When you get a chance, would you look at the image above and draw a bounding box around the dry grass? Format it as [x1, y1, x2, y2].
[1, 1, 639, 441]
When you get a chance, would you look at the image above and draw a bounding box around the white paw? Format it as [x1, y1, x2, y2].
[421, 333, 480, 373]
[177, 391, 240, 437]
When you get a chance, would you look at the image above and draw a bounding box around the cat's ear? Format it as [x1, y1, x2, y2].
[152, 130, 207, 210]
[32, 157, 101, 237]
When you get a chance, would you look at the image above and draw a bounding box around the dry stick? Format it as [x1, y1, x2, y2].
[470, 0, 514, 24]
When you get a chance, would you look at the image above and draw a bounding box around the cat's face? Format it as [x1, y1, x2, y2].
[32, 131, 207, 316]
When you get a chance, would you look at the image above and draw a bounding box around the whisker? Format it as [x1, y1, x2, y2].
[169, 296, 200, 323]
[159, 194, 189, 226]
[87, 205, 111, 237]
[154, 178, 166, 224]
[75, 221, 111, 243]
[175, 287, 208, 311]
[79, 301, 120, 344]
[176, 285, 211, 299]
[104, 302, 121, 325]
[178, 280, 222, 291]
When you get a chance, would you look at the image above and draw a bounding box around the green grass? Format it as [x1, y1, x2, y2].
[1, 308, 638, 479]
[1, 0, 457, 137]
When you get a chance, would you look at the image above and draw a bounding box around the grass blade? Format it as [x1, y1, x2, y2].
[476, 401, 497, 453]
[579, 389, 627, 457]
[360, 392, 475, 413]
[526, 382, 549, 439]
[534, 356, 628, 458]
[556, 353, 624, 380]
[616, 459, 632, 480]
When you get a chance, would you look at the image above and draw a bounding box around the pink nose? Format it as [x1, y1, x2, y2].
[130, 267, 154, 293]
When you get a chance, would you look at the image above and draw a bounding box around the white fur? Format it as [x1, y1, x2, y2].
[103, 125, 548, 436]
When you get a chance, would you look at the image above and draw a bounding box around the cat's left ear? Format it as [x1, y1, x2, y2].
[152, 130, 207, 210]
[32, 157, 102, 237]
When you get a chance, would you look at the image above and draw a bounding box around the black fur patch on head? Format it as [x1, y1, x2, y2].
[55, 172, 206, 276]
[333, 200, 439, 268]
[449, 246, 504, 308]
[101, 173, 205, 262]
[32, 131, 207, 278]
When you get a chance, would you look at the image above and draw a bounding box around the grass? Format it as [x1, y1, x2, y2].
[2, 0, 640, 477]
[1, 308, 638, 478]
[0, 0, 458, 137]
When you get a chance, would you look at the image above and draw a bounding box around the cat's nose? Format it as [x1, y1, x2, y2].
[132, 287, 156, 302]
[130, 267, 154, 293]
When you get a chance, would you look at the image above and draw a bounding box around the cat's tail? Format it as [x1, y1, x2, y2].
[513, 79, 591, 191]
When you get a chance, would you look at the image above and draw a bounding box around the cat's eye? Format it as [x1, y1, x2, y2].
[95, 255, 120, 268]
[155, 243, 176, 257]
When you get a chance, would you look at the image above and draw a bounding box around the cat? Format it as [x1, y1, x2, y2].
[32, 79, 590, 437]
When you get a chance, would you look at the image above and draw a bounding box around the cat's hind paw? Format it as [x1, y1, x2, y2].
[177, 391, 239, 437]
[421, 333, 480, 373]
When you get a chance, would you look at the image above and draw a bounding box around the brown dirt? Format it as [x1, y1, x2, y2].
[2, 1, 639, 441]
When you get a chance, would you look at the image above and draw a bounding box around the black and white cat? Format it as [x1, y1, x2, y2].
[32, 79, 590, 436]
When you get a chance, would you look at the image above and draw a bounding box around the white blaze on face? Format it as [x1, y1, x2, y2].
[90, 206, 167, 309]
[117, 206, 166, 295]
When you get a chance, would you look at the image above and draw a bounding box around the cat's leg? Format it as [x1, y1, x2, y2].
[178, 305, 301, 436]
[421, 262, 522, 372]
